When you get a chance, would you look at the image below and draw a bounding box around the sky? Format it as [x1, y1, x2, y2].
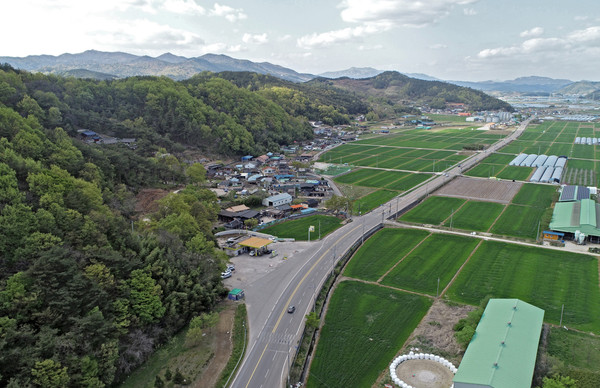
[4, 0, 600, 81]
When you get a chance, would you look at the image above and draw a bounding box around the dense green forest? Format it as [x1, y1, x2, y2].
[0, 65, 234, 387]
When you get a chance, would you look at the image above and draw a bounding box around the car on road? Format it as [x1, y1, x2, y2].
[287, 305, 295, 314]
[227, 264, 235, 271]
[221, 271, 232, 279]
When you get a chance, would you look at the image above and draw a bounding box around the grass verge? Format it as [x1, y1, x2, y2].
[216, 303, 248, 388]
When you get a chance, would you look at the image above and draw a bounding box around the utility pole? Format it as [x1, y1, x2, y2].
[437, 277, 440, 298]
[560, 304, 564, 326]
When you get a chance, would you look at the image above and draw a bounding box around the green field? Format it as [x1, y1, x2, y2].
[334, 169, 379, 185]
[343, 228, 430, 281]
[260, 215, 342, 240]
[384, 173, 430, 191]
[489, 204, 545, 239]
[446, 241, 600, 333]
[400, 196, 466, 225]
[442, 201, 505, 231]
[464, 163, 498, 178]
[353, 190, 398, 214]
[547, 328, 600, 372]
[381, 234, 480, 295]
[495, 165, 534, 180]
[511, 183, 558, 208]
[307, 281, 432, 388]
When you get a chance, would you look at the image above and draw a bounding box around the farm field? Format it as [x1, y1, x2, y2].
[434, 176, 522, 203]
[380, 234, 480, 295]
[400, 196, 465, 225]
[511, 183, 558, 208]
[306, 281, 432, 388]
[494, 120, 600, 186]
[489, 204, 545, 239]
[343, 228, 431, 281]
[352, 189, 398, 214]
[446, 240, 600, 333]
[402, 182, 555, 239]
[259, 214, 342, 240]
[441, 201, 505, 231]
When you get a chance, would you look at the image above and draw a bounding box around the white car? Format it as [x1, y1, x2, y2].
[227, 264, 235, 272]
[221, 271, 232, 279]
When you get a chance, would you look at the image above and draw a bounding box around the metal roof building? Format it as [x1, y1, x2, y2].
[549, 198, 600, 237]
[453, 299, 544, 388]
[559, 185, 590, 202]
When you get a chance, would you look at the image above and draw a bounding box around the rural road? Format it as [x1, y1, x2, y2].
[229, 120, 530, 388]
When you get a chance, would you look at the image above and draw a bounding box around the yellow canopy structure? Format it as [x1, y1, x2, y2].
[238, 236, 273, 249]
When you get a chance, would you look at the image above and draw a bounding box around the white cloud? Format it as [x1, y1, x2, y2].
[92, 19, 205, 51]
[242, 33, 269, 45]
[210, 3, 247, 22]
[278, 35, 292, 42]
[200, 42, 242, 53]
[430, 43, 448, 49]
[162, 0, 205, 15]
[297, 23, 389, 49]
[358, 44, 384, 51]
[476, 26, 600, 61]
[520, 27, 544, 38]
[463, 8, 477, 16]
[339, 0, 479, 28]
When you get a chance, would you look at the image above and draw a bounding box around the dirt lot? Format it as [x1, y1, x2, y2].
[434, 176, 522, 203]
[403, 300, 475, 363]
[193, 301, 237, 388]
[135, 188, 172, 214]
[395, 359, 454, 388]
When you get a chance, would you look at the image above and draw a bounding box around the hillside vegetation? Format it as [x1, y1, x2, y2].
[312, 71, 513, 113]
[0, 66, 234, 387]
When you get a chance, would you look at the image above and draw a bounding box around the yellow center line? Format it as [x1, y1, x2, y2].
[244, 223, 362, 387]
[244, 343, 269, 388]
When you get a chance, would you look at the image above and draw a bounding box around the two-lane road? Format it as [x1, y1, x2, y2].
[230, 120, 530, 388]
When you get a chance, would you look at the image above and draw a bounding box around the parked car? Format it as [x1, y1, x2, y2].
[287, 305, 296, 314]
[221, 271, 232, 279]
[227, 264, 235, 271]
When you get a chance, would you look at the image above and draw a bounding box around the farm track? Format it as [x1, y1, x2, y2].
[440, 201, 468, 226]
[338, 276, 433, 299]
[439, 240, 484, 297]
[376, 233, 432, 283]
[486, 204, 508, 232]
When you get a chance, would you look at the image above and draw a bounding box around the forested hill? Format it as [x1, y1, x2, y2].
[311, 71, 514, 112]
[0, 66, 234, 386]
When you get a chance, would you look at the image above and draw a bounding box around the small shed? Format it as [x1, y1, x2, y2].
[228, 288, 245, 300]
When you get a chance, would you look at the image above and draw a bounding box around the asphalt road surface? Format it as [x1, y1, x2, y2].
[230, 120, 530, 388]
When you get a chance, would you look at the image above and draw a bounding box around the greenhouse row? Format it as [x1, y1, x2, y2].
[574, 137, 600, 145]
[508, 154, 566, 168]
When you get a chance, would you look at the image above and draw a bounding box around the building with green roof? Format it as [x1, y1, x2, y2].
[453, 299, 544, 388]
[549, 198, 600, 238]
